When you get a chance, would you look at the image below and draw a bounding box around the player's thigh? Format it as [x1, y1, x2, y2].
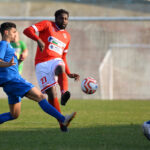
[3, 77, 34, 99]
[25, 87, 46, 102]
[9, 102, 21, 119]
[35, 60, 58, 93]
[51, 59, 65, 76]
[55, 64, 65, 76]
[45, 86, 57, 100]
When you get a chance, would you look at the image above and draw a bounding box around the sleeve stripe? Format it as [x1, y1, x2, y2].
[32, 25, 39, 33]
[64, 49, 68, 53]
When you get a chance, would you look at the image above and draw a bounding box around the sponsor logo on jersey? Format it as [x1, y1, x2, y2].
[48, 44, 63, 55]
[48, 36, 66, 48]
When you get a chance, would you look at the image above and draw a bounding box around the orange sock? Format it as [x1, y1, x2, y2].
[58, 72, 68, 94]
[48, 97, 61, 113]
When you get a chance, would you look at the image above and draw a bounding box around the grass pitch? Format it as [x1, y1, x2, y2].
[0, 99, 150, 150]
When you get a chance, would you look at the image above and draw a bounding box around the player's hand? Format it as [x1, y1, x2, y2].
[18, 50, 28, 65]
[19, 49, 28, 61]
[68, 73, 80, 81]
[8, 57, 16, 66]
[18, 54, 24, 64]
[0, 57, 16, 67]
[37, 39, 45, 52]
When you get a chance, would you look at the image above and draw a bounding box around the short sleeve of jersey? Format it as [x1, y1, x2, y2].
[32, 20, 50, 32]
[0, 42, 7, 60]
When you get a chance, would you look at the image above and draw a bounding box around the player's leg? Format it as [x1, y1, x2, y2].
[35, 60, 65, 130]
[0, 79, 24, 124]
[46, 86, 61, 112]
[45, 86, 68, 132]
[0, 112, 14, 124]
[34, 60, 75, 129]
[56, 65, 68, 94]
[25, 87, 76, 125]
[55, 65, 71, 105]
[9, 102, 21, 119]
[25, 87, 65, 122]
[0, 97, 21, 124]
[35, 61, 61, 113]
[43, 73, 67, 131]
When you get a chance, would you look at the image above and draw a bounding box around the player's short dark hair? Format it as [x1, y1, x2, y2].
[0, 22, 16, 36]
[54, 9, 69, 18]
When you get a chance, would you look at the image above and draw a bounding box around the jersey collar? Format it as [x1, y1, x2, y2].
[55, 23, 65, 31]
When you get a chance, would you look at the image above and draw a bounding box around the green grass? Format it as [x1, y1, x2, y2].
[0, 99, 150, 150]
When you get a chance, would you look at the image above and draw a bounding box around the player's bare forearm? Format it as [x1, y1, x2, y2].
[37, 39, 45, 52]
[20, 49, 28, 60]
[18, 49, 28, 64]
[68, 73, 80, 81]
[0, 57, 16, 67]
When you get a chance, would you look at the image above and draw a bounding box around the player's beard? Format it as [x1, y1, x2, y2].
[10, 36, 16, 42]
[60, 25, 66, 29]
[57, 23, 67, 29]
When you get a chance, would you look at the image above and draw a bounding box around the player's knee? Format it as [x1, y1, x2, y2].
[38, 93, 46, 101]
[33, 92, 46, 102]
[55, 65, 65, 75]
[11, 113, 20, 119]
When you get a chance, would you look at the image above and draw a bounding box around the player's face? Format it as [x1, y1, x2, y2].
[5, 28, 17, 42]
[9, 28, 17, 42]
[11, 31, 19, 43]
[55, 13, 69, 29]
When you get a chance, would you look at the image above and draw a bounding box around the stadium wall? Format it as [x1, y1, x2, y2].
[0, 1, 150, 100]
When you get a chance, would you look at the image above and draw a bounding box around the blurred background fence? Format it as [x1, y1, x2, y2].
[0, 1, 150, 100]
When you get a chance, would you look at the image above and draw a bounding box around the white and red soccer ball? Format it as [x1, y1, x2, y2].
[81, 77, 98, 94]
[142, 121, 150, 140]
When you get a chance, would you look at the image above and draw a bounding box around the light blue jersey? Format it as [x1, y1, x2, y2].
[0, 41, 20, 85]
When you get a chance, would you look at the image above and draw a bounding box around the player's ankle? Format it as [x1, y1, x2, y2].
[61, 90, 67, 95]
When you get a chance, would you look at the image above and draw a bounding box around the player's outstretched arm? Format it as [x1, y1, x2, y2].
[0, 57, 16, 67]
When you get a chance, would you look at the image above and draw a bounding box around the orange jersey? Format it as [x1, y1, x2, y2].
[24, 21, 70, 65]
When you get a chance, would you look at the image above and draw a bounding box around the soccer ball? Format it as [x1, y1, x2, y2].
[81, 77, 98, 94]
[142, 121, 150, 140]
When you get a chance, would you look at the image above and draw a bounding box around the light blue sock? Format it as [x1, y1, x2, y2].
[0, 112, 14, 124]
[38, 99, 65, 123]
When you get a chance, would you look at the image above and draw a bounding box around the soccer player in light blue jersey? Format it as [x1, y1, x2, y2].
[0, 22, 76, 131]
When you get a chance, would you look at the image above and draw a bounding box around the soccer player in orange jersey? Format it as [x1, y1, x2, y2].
[23, 9, 80, 132]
